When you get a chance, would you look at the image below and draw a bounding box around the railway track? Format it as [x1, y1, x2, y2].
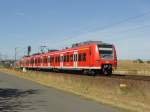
[110, 74, 150, 81]
[28, 70, 150, 82]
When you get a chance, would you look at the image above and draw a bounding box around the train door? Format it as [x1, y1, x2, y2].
[60, 54, 63, 68]
[73, 51, 78, 68]
[48, 56, 50, 67]
[34, 58, 36, 68]
[40, 56, 42, 67]
[89, 47, 92, 67]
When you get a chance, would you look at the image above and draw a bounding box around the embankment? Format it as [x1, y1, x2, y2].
[0, 68, 150, 112]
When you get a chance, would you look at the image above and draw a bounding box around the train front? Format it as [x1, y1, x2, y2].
[96, 43, 117, 75]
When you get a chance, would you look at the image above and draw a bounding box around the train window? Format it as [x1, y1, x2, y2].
[51, 57, 53, 63]
[50, 57, 51, 63]
[31, 59, 34, 64]
[35, 59, 36, 64]
[56, 57, 57, 63]
[55, 57, 57, 63]
[67, 55, 69, 62]
[36, 58, 38, 63]
[42, 58, 44, 63]
[78, 54, 81, 61]
[55, 56, 59, 63]
[40, 58, 43, 63]
[70, 55, 73, 62]
[66, 55, 67, 62]
[46, 57, 48, 63]
[45, 57, 47, 63]
[52, 57, 54, 63]
[76, 54, 78, 61]
[50, 57, 54, 63]
[98, 44, 113, 59]
[57, 56, 60, 63]
[37, 58, 38, 64]
[57, 56, 59, 62]
[38, 58, 40, 63]
[48, 57, 50, 63]
[81, 54, 83, 61]
[36, 58, 38, 64]
[37, 58, 40, 63]
[64, 56, 66, 62]
[50, 57, 52, 63]
[43, 57, 45, 63]
[83, 53, 86, 61]
[30, 59, 32, 64]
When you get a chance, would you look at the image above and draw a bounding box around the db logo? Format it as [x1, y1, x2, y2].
[106, 61, 109, 63]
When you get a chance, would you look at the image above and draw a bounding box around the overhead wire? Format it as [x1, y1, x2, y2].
[49, 10, 150, 47]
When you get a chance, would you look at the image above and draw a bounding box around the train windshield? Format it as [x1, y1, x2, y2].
[98, 44, 113, 59]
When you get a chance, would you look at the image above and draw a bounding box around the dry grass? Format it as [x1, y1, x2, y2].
[0, 68, 150, 112]
[115, 60, 150, 76]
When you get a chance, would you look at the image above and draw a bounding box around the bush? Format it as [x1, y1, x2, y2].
[146, 61, 150, 64]
[135, 59, 144, 63]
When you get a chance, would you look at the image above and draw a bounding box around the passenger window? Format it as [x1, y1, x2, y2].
[78, 54, 81, 61]
[55, 57, 57, 63]
[57, 56, 60, 63]
[50, 57, 54, 63]
[48, 57, 50, 63]
[67, 55, 69, 62]
[83, 53, 86, 61]
[64, 56, 66, 62]
[40, 58, 43, 63]
[70, 55, 73, 62]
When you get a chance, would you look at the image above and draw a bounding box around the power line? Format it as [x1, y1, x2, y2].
[114, 24, 150, 34]
[50, 24, 150, 50]
[50, 10, 150, 47]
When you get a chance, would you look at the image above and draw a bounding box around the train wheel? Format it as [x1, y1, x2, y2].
[83, 70, 88, 75]
[83, 70, 96, 76]
[88, 70, 96, 76]
[102, 65, 112, 76]
[90, 70, 96, 76]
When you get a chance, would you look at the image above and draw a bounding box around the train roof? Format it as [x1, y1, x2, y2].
[71, 41, 112, 48]
[21, 41, 113, 59]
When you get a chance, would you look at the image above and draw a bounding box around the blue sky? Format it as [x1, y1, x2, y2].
[0, 0, 150, 60]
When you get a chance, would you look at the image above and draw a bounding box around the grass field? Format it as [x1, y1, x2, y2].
[115, 60, 150, 76]
[0, 68, 150, 112]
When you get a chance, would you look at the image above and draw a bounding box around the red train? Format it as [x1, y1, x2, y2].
[16, 41, 117, 75]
